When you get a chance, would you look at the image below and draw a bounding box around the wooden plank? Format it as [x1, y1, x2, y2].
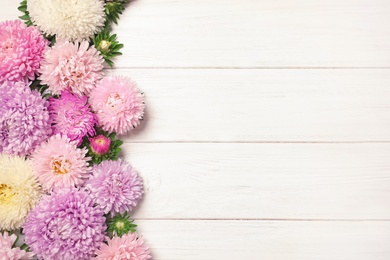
[136, 220, 390, 259]
[0, 1, 19, 21]
[107, 69, 390, 142]
[127, 143, 390, 220]
[1, 0, 389, 67]
[110, 0, 390, 67]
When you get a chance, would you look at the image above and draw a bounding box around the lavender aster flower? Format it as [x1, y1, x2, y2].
[85, 159, 144, 216]
[49, 91, 97, 145]
[23, 188, 106, 260]
[0, 81, 51, 156]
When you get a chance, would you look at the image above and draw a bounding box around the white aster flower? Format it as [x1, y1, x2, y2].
[0, 154, 43, 231]
[28, 0, 106, 41]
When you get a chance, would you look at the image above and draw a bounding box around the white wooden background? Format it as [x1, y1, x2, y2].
[2, 0, 390, 259]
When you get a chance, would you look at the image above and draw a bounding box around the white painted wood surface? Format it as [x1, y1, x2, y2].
[1, 0, 390, 259]
[110, 69, 390, 142]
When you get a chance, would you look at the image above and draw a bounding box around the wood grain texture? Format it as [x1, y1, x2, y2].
[109, 0, 390, 68]
[136, 220, 390, 260]
[111, 69, 390, 142]
[127, 143, 390, 220]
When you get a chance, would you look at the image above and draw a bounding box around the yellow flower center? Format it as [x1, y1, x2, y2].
[107, 93, 123, 108]
[50, 157, 71, 175]
[96, 139, 105, 145]
[0, 184, 15, 204]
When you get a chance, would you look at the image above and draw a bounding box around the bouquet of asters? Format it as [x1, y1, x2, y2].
[0, 0, 151, 259]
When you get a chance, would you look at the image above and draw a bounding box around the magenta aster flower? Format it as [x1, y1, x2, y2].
[0, 19, 48, 82]
[0, 232, 35, 259]
[85, 159, 144, 216]
[94, 233, 151, 260]
[31, 134, 91, 191]
[89, 134, 111, 155]
[49, 91, 97, 145]
[89, 76, 145, 135]
[39, 40, 104, 96]
[23, 188, 106, 260]
[0, 81, 52, 156]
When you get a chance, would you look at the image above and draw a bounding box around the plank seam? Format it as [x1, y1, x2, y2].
[107, 67, 390, 70]
[133, 218, 390, 222]
[123, 141, 390, 144]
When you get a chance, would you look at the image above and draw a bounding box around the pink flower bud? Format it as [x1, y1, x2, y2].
[89, 135, 111, 155]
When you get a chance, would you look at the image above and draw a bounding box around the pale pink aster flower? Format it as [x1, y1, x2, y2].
[0, 232, 35, 260]
[39, 40, 104, 96]
[90, 76, 145, 135]
[49, 91, 97, 145]
[31, 134, 91, 191]
[0, 19, 49, 82]
[94, 233, 151, 260]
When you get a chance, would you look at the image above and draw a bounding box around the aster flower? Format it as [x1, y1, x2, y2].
[0, 19, 49, 83]
[49, 91, 97, 145]
[0, 232, 35, 259]
[0, 154, 43, 230]
[39, 40, 104, 96]
[90, 134, 111, 155]
[107, 212, 137, 237]
[31, 134, 91, 191]
[94, 233, 151, 260]
[85, 159, 144, 216]
[27, 0, 105, 41]
[81, 129, 123, 165]
[23, 188, 106, 259]
[90, 76, 145, 135]
[0, 81, 52, 156]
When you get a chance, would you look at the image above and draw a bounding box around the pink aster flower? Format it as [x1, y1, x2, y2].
[89, 76, 145, 135]
[49, 91, 97, 145]
[39, 40, 104, 96]
[0, 19, 49, 83]
[85, 159, 144, 216]
[0, 81, 52, 156]
[94, 233, 151, 260]
[89, 134, 111, 155]
[31, 134, 91, 191]
[0, 232, 35, 260]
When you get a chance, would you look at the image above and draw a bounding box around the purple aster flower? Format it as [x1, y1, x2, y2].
[85, 159, 144, 216]
[0, 81, 52, 156]
[49, 91, 97, 145]
[23, 188, 106, 260]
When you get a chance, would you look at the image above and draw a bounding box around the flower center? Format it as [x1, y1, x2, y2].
[50, 157, 71, 174]
[115, 220, 125, 229]
[0, 184, 15, 204]
[95, 137, 105, 145]
[1, 41, 13, 51]
[106, 93, 123, 108]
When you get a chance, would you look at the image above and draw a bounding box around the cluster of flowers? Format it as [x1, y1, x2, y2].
[0, 0, 151, 259]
